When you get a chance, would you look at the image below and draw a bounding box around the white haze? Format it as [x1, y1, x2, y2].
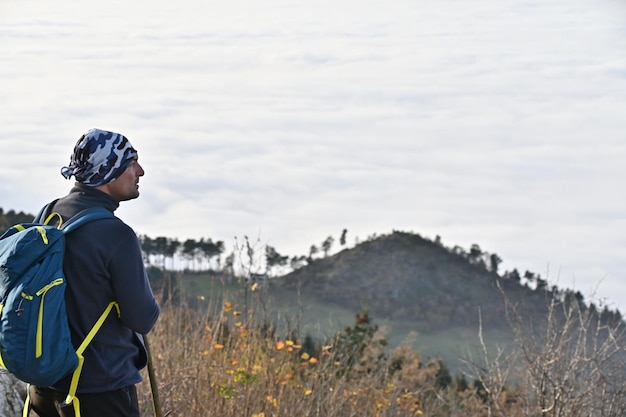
[1, 0, 625, 308]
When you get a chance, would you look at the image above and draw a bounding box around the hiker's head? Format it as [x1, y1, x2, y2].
[61, 128, 139, 187]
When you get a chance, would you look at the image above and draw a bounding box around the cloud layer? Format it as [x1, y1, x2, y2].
[2, 0, 626, 308]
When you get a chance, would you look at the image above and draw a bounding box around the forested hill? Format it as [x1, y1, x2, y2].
[0, 208, 35, 234]
[3, 207, 622, 330]
[272, 230, 623, 331]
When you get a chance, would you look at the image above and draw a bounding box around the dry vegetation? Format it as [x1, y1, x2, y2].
[136, 276, 626, 417]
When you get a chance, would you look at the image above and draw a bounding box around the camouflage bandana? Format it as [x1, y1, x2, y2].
[60, 128, 138, 186]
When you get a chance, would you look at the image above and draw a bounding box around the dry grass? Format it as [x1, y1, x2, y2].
[135, 289, 455, 417]
[136, 277, 626, 417]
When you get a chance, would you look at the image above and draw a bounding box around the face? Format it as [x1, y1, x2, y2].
[96, 158, 145, 202]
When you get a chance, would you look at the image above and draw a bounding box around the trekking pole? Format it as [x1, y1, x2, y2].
[143, 333, 165, 417]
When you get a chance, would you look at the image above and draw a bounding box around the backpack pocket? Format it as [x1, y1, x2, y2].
[0, 263, 78, 386]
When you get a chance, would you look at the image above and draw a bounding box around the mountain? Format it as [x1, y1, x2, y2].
[273, 230, 549, 332]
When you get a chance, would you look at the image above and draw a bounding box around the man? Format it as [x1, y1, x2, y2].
[26, 128, 160, 417]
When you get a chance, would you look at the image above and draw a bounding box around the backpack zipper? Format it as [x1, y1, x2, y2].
[17, 278, 65, 358]
[35, 226, 49, 244]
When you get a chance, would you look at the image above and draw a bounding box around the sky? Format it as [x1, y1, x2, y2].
[1, 0, 626, 309]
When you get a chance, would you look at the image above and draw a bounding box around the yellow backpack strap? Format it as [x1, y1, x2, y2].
[62, 301, 121, 417]
[22, 384, 31, 417]
[43, 212, 64, 228]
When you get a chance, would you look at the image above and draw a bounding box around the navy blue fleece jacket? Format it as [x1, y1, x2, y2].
[44, 184, 160, 393]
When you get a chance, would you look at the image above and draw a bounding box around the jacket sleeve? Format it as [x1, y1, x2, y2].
[108, 231, 160, 334]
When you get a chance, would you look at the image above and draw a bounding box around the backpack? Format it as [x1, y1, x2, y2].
[0, 206, 117, 393]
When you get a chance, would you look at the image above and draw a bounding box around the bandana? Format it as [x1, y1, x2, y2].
[61, 128, 138, 186]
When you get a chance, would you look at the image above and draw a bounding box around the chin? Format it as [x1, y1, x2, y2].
[121, 192, 140, 202]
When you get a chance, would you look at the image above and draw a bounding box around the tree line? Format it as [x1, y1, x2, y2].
[139, 235, 226, 271]
[0, 208, 35, 234]
[137, 228, 352, 276]
[1, 206, 622, 325]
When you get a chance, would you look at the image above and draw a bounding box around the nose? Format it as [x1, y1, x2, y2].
[136, 162, 145, 177]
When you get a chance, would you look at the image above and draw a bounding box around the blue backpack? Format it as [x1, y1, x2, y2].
[0, 206, 117, 392]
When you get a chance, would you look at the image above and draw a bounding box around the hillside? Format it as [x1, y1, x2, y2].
[165, 230, 565, 372]
[272, 230, 548, 332]
[3, 205, 622, 374]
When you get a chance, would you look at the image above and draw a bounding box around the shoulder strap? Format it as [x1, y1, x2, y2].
[34, 200, 114, 231]
[62, 301, 121, 414]
[61, 208, 115, 234]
